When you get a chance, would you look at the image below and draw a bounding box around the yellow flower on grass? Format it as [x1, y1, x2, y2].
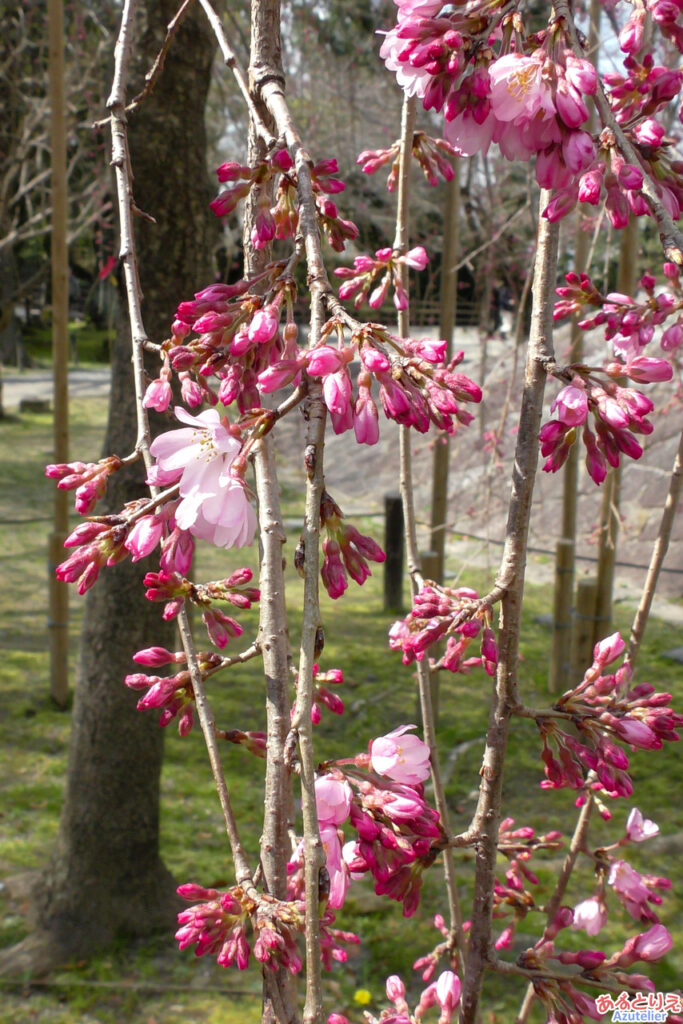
[353, 989, 372, 1006]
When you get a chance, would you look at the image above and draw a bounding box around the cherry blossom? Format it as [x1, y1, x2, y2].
[149, 407, 256, 549]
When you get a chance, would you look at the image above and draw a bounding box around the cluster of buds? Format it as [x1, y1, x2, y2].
[389, 583, 498, 678]
[357, 131, 456, 191]
[572, 808, 670, 934]
[540, 366, 671, 485]
[46, 455, 122, 515]
[379, 0, 683, 226]
[334, 245, 429, 312]
[176, 883, 304, 975]
[141, 568, 258, 648]
[554, 267, 683, 359]
[209, 149, 356, 252]
[156, 268, 298, 416]
[316, 725, 443, 917]
[53, 496, 199, 597]
[329, 970, 461, 1024]
[291, 662, 345, 724]
[314, 491, 386, 600]
[489, 817, 564, 951]
[304, 319, 481, 443]
[516, 914, 675, 1021]
[537, 632, 683, 797]
[54, 519, 127, 595]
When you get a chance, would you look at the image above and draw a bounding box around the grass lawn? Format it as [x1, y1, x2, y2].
[1, 399, 681, 1022]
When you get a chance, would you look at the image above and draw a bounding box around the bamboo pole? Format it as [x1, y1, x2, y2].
[48, 0, 70, 707]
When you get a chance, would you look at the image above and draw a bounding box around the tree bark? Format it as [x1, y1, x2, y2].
[1, 2, 217, 973]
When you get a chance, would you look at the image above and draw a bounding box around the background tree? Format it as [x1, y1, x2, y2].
[0, 0, 218, 972]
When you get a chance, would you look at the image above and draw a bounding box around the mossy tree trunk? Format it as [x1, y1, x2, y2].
[1, 2, 217, 973]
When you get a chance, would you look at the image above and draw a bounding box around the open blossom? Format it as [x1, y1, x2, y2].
[625, 807, 659, 843]
[370, 725, 431, 784]
[572, 896, 608, 936]
[149, 407, 256, 549]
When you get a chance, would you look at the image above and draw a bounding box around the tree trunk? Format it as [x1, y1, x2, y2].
[0, 2, 217, 974]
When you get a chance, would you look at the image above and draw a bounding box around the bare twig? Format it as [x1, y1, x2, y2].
[106, 0, 154, 469]
[127, 0, 197, 113]
[198, 0, 276, 148]
[291, 369, 328, 1024]
[390, 95, 466, 968]
[106, 0, 257, 901]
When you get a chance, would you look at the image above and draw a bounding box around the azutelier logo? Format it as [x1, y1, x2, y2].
[596, 991, 683, 1022]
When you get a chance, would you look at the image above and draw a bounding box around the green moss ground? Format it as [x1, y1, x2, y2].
[1, 399, 681, 1022]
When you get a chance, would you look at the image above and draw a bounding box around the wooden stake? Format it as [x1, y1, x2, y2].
[384, 493, 405, 613]
[48, 0, 70, 707]
[571, 576, 598, 680]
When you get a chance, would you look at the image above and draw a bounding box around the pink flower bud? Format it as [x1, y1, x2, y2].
[133, 647, 182, 667]
[385, 975, 405, 1002]
[306, 346, 343, 376]
[125, 515, 164, 562]
[633, 923, 673, 961]
[626, 356, 674, 381]
[435, 970, 461, 1018]
[143, 378, 172, 412]
[404, 245, 429, 270]
[592, 631, 625, 667]
[572, 897, 607, 936]
[248, 307, 279, 344]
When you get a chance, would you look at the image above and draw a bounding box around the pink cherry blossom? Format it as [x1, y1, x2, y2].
[626, 807, 660, 843]
[489, 53, 554, 124]
[572, 897, 607, 936]
[315, 775, 352, 825]
[551, 384, 588, 426]
[150, 407, 256, 550]
[370, 724, 431, 784]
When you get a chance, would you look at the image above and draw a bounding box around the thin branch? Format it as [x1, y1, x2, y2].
[198, 0, 276, 148]
[454, 201, 531, 274]
[391, 95, 466, 968]
[460, 194, 559, 1024]
[627, 427, 683, 668]
[106, 0, 154, 469]
[177, 608, 256, 889]
[127, 0, 197, 113]
[105, 0, 257, 899]
[291, 369, 327, 1024]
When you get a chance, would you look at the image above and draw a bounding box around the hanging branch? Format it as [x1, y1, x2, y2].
[460, 194, 560, 1024]
[106, 0, 258, 896]
[556, 0, 683, 263]
[389, 95, 466, 964]
[106, 0, 154, 468]
[290, 363, 327, 1024]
